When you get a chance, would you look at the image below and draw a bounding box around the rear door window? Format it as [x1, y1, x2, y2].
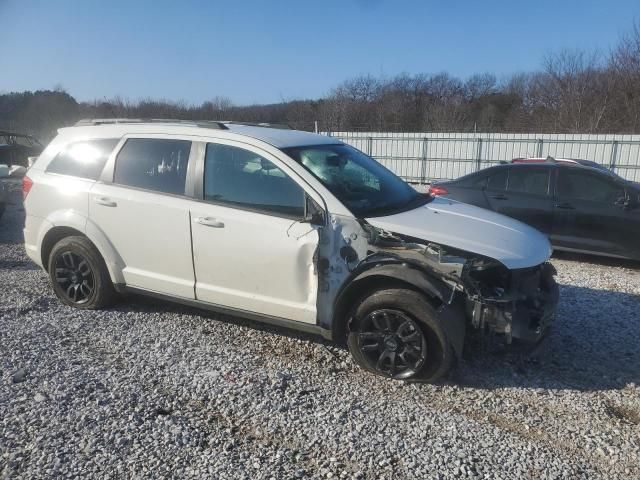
[507, 168, 550, 196]
[204, 143, 305, 217]
[114, 138, 192, 195]
[46, 139, 120, 180]
[486, 169, 508, 191]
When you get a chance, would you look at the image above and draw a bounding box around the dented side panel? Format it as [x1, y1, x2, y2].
[316, 214, 371, 329]
[315, 213, 465, 330]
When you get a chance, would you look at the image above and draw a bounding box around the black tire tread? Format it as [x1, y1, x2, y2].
[347, 288, 454, 382]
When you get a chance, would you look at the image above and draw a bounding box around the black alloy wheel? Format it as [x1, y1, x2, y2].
[54, 250, 95, 304]
[355, 309, 428, 379]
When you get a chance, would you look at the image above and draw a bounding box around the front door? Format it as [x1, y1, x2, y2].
[190, 141, 320, 323]
[551, 168, 634, 257]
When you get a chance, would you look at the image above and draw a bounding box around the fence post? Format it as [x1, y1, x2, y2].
[367, 136, 373, 156]
[536, 139, 544, 157]
[475, 138, 483, 172]
[420, 138, 428, 184]
[609, 140, 619, 173]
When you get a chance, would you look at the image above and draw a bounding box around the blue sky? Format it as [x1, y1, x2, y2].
[1, 0, 639, 105]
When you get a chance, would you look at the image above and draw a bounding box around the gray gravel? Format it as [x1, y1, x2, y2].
[1, 182, 639, 479]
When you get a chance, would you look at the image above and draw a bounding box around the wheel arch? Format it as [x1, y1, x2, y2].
[38, 214, 125, 284]
[330, 262, 452, 344]
[41, 226, 85, 271]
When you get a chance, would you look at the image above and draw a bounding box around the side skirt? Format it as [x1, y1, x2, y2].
[115, 284, 333, 340]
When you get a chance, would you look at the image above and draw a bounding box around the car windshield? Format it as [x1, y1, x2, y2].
[282, 144, 430, 217]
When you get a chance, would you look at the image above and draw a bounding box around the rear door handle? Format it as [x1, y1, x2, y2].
[195, 217, 225, 228]
[555, 202, 575, 210]
[492, 194, 508, 200]
[94, 197, 117, 207]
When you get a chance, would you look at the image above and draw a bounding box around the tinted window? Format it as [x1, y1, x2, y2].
[487, 169, 508, 190]
[507, 168, 549, 196]
[557, 169, 625, 203]
[283, 144, 429, 217]
[457, 172, 488, 188]
[204, 144, 305, 217]
[46, 139, 119, 180]
[114, 139, 191, 195]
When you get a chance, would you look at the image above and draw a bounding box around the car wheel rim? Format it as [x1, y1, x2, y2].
[54, 251, 95, 304]
[356, 309, 427, 379]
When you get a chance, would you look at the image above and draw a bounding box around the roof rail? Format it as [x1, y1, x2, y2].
[74, 118, 229, 130]
[74, 118, 294, 130]
[221, 121, 292, 130]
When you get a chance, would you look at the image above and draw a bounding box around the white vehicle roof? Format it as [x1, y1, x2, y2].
[57, 120, 340, 149]
[225, 124, 339, 148]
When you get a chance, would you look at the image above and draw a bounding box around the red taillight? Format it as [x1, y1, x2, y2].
[22, 175, 33, 200]
[429, 185, 449, 196]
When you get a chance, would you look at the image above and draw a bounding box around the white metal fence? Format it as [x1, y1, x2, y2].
[324, 132, 640, 183]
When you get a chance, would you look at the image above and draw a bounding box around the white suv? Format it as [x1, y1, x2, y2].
[23, 119, 559, 381]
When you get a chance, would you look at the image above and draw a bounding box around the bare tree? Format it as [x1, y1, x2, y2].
[4, 20, 640, 138]
[610, 20, 640, 130]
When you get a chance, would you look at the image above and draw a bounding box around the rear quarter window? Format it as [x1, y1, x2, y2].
[456, 172, 488, 188]
[46, 139, 120, 180]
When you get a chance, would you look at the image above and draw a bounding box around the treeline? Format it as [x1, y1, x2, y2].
[2, 22, 640, 142]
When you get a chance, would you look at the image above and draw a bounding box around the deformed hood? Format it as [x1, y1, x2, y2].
[366, 197, 552, 269]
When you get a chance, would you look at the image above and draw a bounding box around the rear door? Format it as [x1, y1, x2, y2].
[89, 136, 196, 298]
[551, 167, 634, 256]
[484, 166, 554, 233]
[189, 141, 322, 323]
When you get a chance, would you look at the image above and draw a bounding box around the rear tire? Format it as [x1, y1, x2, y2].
[347, 288, 454, 382]
[48, 236, 116, 309]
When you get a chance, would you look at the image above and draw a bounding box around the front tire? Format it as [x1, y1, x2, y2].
[48, 236, 116, 309]
[347, 288, 454, 382]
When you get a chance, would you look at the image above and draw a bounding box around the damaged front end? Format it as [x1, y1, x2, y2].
[372, 229, 560, 344]
[321, 215, 559, 348]
[462, 258, 559, 343]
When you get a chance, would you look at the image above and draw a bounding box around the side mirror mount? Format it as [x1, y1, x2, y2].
[615, 194, 636, 210]
[304, 195, 326, 226]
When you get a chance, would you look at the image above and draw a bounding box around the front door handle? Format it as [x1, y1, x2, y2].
[555, 202, 575, 210]
[94, 197, 117, 207]
[195, 217, 225, 228]
[492, 194, 508, 200]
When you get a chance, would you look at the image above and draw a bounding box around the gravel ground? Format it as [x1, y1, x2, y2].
[1, 182, 639, 479]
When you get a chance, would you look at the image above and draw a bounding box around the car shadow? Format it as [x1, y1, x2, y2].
[115, 282, 640, 392]
[112, 293, 337, 346]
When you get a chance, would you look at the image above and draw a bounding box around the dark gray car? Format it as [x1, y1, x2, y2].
[430, 163, 640, 261]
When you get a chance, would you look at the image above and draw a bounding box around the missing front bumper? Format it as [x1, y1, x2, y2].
[468, 263, 560, 343]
